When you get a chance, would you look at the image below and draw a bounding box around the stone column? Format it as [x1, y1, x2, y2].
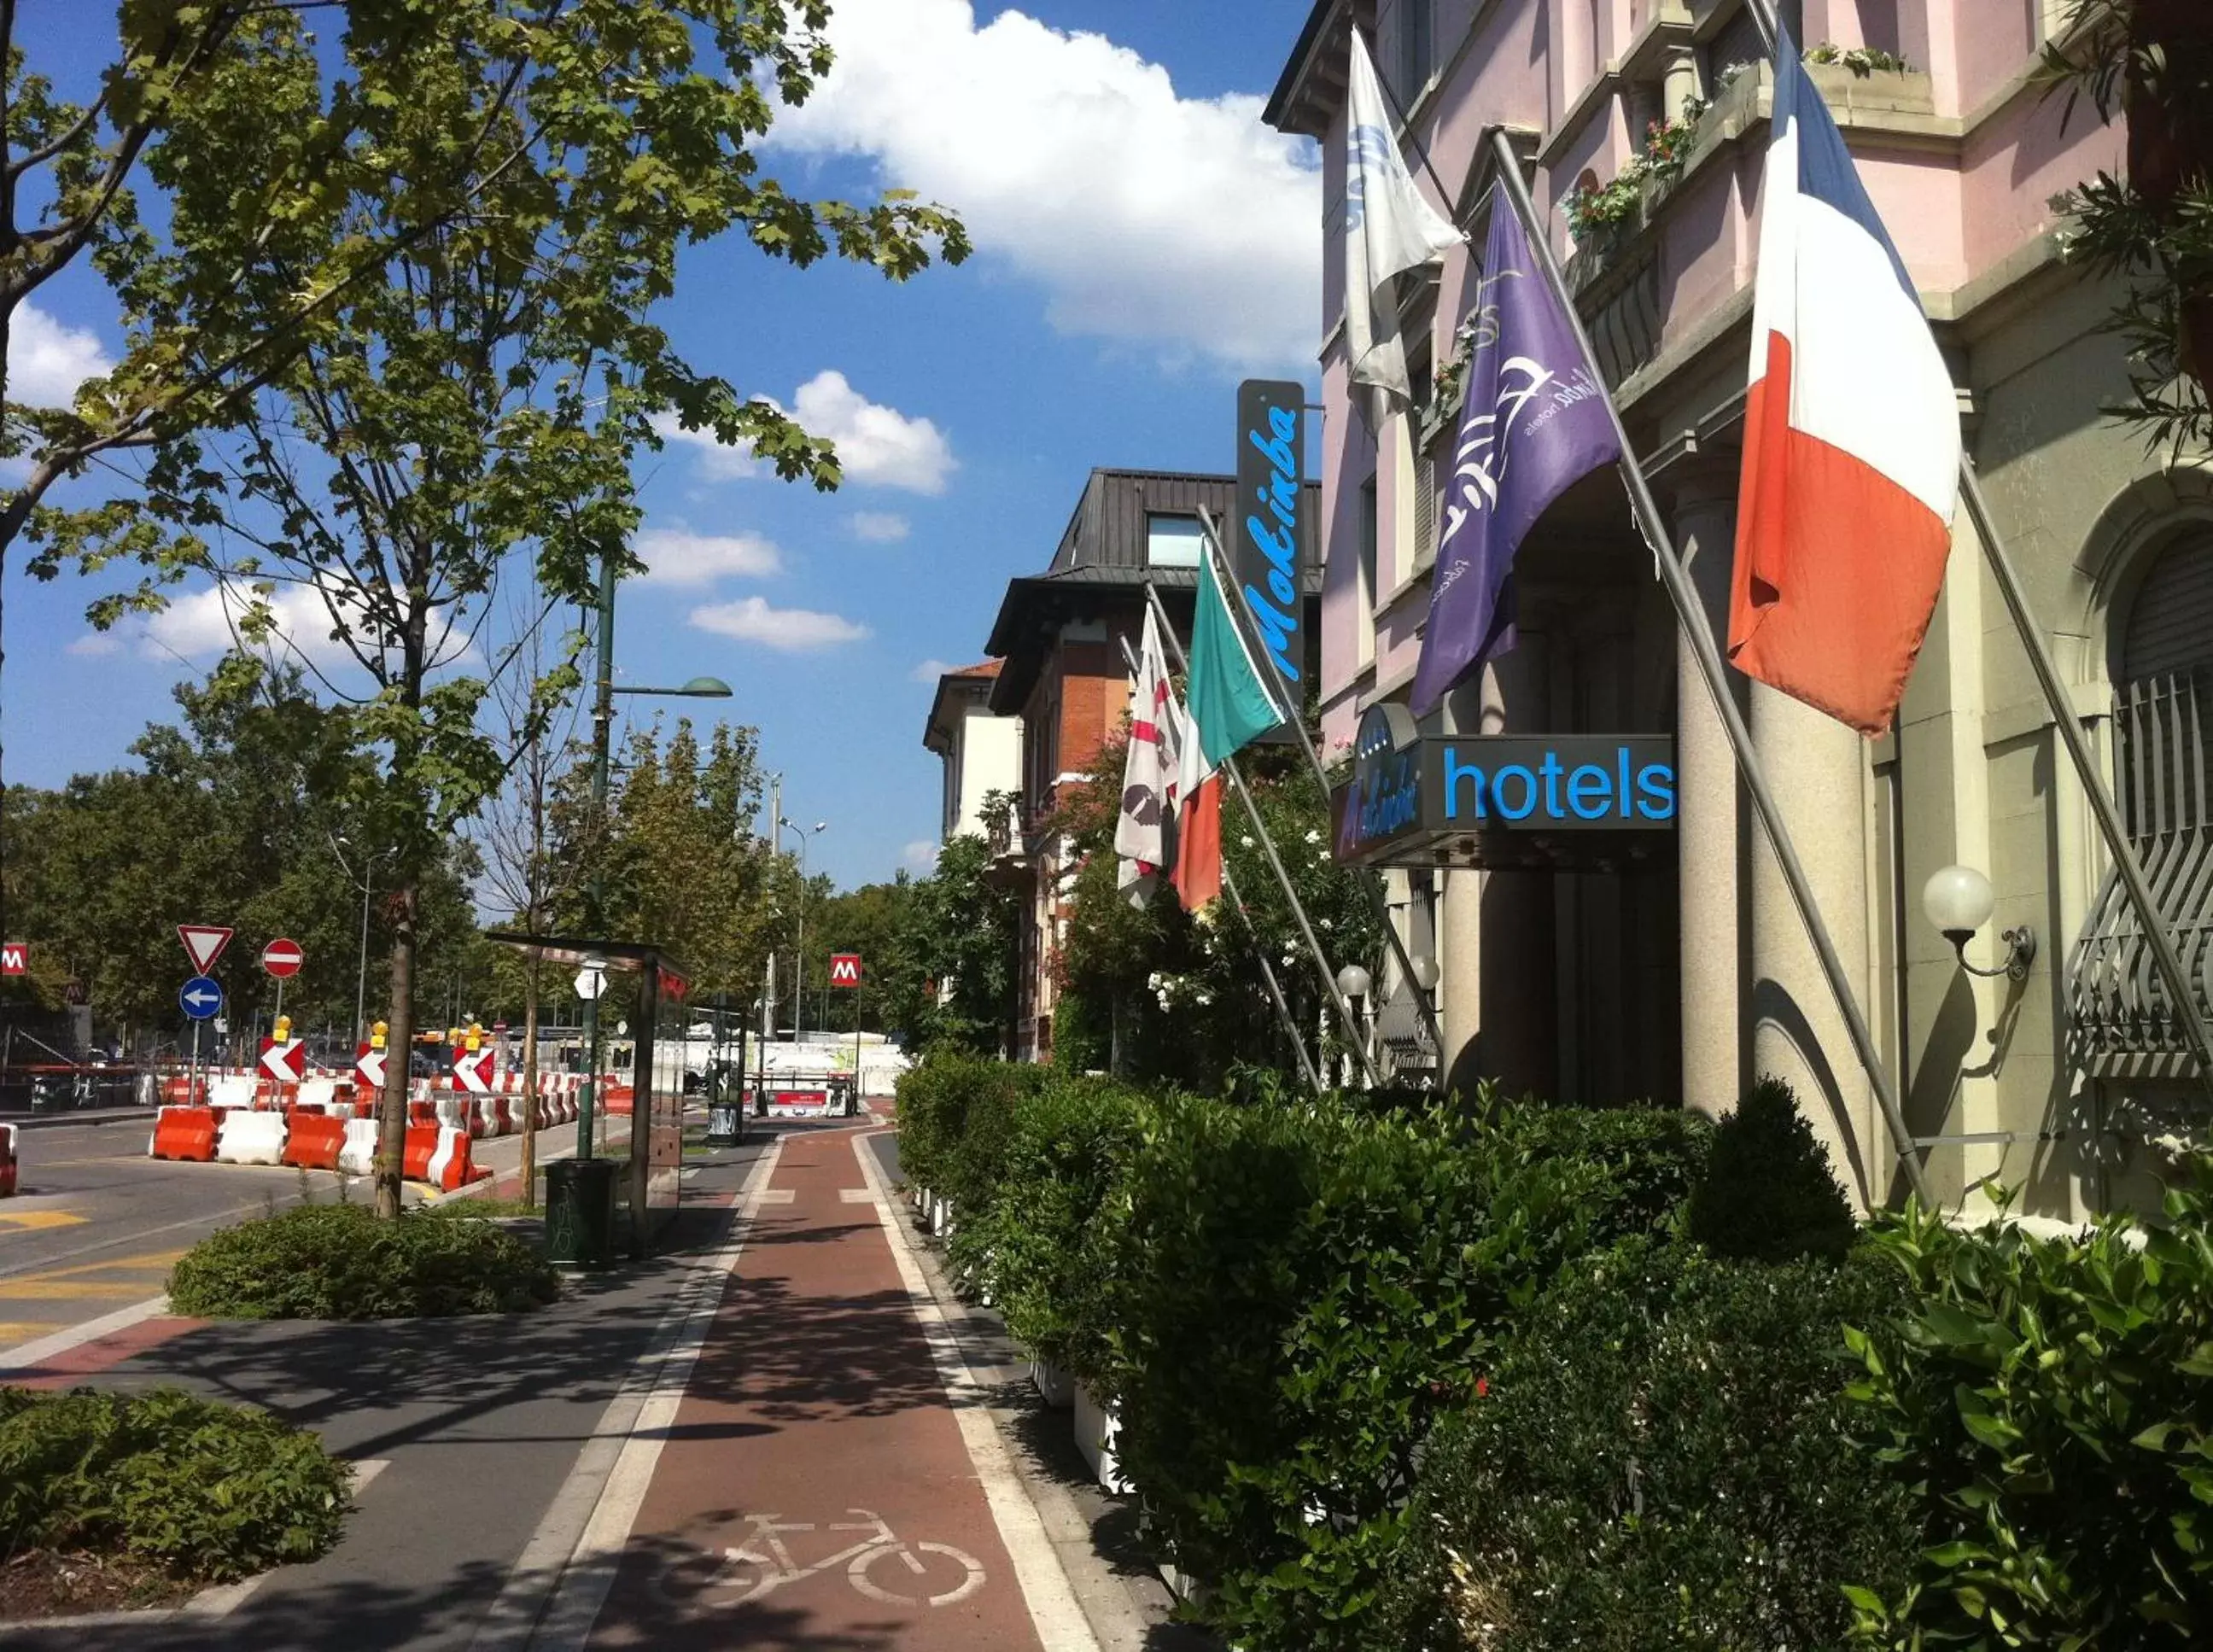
[1668, 473, 1744, 1117]
[1747, 686, 1877, 1208]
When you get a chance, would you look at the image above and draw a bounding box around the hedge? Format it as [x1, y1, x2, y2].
[0, 1386, 351, 1582]
[167, 1203, 559, 1319]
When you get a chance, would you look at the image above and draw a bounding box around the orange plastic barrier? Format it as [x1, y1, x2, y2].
[149, 1106, 219, 1162]
[603, 1083, 634, 1117]
[424, 1126, 488, 1192]
[281, 1111, 345, 1171]
[402, 1122, 441, 1182]
[408, 1101, 438, 1126]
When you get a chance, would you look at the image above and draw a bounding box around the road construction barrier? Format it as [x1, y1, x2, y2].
[207, 1071, 258, 1110]
[297, 1077, 337, 1112]
[402, 1122, 441, 1181]
[424, 1125, 486, 1192]
[0, 1123, 16, 1197]
[281, 1110, 345, 1171]
[476, 1096, 508, 1137]
[149, 1105, 220, 1162]
[433, 1095, 475, 1136]
[338, 1118, 379, 1176]
[214, 1108, 287, 1166]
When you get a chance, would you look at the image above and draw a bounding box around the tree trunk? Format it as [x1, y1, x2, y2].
[375, 882, 417, 1219]
[520, 955, 540, 1209]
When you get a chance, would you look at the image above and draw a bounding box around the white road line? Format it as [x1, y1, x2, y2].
[465, 1139, 782, 1652]
[852, 1128, 1103, 1652]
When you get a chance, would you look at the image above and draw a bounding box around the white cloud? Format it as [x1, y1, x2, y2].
[66, 631, 121, 657]
[850, 510, 911, 543]
[689, 595, 871, 650]
[634, 524, 783, 586]
[910, 657, 959, 683]
[132, 576, 476, 673]
[791, 372, 955, 493]
[650, 412, 763, 482]
[651, 375, 954, 494]
[902, 839, 942, 873]
[9, 302, 113, 407]
[768, 0, 1321, 368]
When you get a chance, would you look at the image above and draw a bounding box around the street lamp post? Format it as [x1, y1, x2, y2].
[777, 816, 825, 1037]
[328, 833, 388, 1046]
[576, 547, 733, 1161]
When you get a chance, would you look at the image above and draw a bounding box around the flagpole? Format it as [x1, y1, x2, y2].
[1116, 631, 1326, 1094]
[1145, 581, 1389, 1090]
[1195, 506, 1454, 1077]
[1483, 129, 1931, 1203]
[1729, 0, 2213, 1100]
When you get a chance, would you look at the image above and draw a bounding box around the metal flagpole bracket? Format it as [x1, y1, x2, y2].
[1486, 127, 1933, 1204]
[1144, 581, 1389, 1091]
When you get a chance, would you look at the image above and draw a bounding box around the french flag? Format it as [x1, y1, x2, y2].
[1728, 28, 1960, 736]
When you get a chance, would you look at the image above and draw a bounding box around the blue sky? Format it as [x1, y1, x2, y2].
[4, 1, 1323, 891]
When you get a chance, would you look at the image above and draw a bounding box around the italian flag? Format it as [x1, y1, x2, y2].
[1174, 543, 1286, 908]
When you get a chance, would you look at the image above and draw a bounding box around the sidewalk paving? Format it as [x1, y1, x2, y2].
[1, 1109, 1205, 1651]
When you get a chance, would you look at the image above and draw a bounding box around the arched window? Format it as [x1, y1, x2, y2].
[2070, 532, 2213, 1067]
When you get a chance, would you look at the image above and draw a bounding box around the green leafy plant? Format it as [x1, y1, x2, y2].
[1389, 1239, 1917, 1650]
[1807, 42, 1916, 75]
[1565, 103, 1710, 240]
[1688, 1075, 1858, 1264]
[1842, 1172, 2213, 1648]
[0, 1386, 350, 1581]
[1107, 1092, 1711, 1652]
[167, 1204, 558, 1319]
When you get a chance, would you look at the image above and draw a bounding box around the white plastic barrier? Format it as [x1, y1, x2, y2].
[337, 1118, 380, 1176]
[476, 1096, 505, 1136]
[435, 1096, 472, 1133]
[208, 1072, 259, 1109]
[297, 1077, 337, 1111]
[213, 1109, 287, 1166]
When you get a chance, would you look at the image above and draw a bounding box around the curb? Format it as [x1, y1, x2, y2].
[3, 1108, 156, 1132]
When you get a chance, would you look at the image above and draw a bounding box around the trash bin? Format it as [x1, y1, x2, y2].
[544, 1156, 619, 1268]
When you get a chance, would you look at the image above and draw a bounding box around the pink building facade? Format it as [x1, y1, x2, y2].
[1270, 0, 2206, 1219]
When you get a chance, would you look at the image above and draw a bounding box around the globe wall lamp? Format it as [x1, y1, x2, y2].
[1922, 865, 2036, 983]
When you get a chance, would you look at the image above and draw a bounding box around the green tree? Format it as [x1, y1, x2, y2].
[890, 833, 1022, 1054]
[41, 2, 965, 1214]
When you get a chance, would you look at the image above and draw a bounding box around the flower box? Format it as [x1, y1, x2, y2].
[1073, 1381, 1129, 1493]
[1031, 1356, 1075, 1409]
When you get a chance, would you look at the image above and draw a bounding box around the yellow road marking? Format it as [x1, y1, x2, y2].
[0, 1210, 89, 1232]
[0, 1321, 59, 1340]
[0, 1280, 154, 1299]
[27, 1250, 186, 1280]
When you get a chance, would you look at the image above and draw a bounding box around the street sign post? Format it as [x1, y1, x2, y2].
[178, 925, 234, 974]
[0, 943, 24, 976]
[829, 953, 861, 989]
[260, 937, 303, 1021]
[830, 954, 862, 1116]
[181, 975, 223, 1113]
[574, 963, 607, 1001]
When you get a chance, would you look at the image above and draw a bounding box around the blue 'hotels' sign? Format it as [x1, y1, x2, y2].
[1235, 379, 1305, 699]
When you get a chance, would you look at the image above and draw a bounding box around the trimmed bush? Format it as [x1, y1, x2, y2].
[1688, 1075, 1856, 1264]
[945, 1072, 1149, 1387]
[1390, 1239, 1916, 1650]
[0, 1386, 351, 1581]
[167, 1204, 558, 1319]
[1109, 1093, 1711, 1652]
[1841, 1178, 2213, 1648]
[892, 1049, 1044, 1205]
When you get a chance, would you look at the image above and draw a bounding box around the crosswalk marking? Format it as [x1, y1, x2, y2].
[0, 1209, 90, 1232]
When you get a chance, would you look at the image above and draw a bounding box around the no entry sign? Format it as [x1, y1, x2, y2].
[261, 937, 304, 978]
[829, 953, 861, 989]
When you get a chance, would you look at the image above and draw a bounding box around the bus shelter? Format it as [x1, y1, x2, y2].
[485, 931, 690, 1262]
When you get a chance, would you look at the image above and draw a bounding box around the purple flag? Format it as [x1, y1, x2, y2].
[1410, 185, 1620, 716]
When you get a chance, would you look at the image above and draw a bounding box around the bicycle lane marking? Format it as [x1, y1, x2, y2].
[850, 1124, 1102, 1652]
[468, 1135, 784, 1652]
[582, 1120, 1080, 1652]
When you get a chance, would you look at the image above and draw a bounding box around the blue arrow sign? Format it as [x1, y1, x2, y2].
[180, 975, 224, 1020]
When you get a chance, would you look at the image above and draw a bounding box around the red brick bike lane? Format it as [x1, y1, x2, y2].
[587, 1125, 1049, 1652]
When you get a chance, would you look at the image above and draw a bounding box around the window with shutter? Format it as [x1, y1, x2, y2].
[2069, 536, 2213, 1070]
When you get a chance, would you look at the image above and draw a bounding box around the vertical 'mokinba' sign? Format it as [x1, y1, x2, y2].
[1235, 379, 1305, 719]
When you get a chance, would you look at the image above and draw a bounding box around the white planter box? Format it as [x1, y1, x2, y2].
[1157, 1561, 1208, 1605]
[931, 1195, 952, 1235]
[1031, 1357, 1075, 1409]
[1073, 1381, 1129, 1493]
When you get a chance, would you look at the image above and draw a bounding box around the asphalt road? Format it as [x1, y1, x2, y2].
[0, 1115, 577, 1357]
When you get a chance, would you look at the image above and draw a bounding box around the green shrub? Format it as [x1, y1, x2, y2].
[1109, 1093, 1711, 1652]
[0, 1386, 351, 1581]
[1688, 1075, 1857, 1264]
[892, 1048, 1044, 1205]
[167, 1203, 559, 1319]
[1390, 1238, 1916, 1650]
[1841, 1177, 2213, 1649]
[948, 1073, 1150, 1387]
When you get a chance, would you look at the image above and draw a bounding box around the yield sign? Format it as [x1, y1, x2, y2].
[354, 1044, 388, 1095]
[260, 1038, 306, 1083]
[829, 953, 861, 989]
[178, 925, 234, 974]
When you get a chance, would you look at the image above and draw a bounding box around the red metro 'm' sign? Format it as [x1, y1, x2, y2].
[829, 954, 861, 989]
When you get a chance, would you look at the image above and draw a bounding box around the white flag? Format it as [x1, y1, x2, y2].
[1115, 608, 1182, 907]
[1344, 28, 1463, 419]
